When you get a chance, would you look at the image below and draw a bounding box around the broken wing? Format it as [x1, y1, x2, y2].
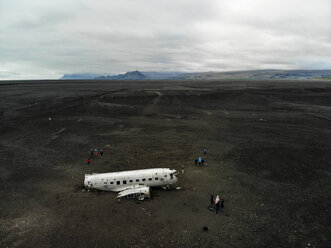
[117, 185, 150, 199]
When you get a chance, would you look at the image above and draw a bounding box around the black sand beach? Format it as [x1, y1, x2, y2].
[1, 80, 330, 247]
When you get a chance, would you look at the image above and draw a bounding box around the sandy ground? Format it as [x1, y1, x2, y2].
[0, 80, 330, 248]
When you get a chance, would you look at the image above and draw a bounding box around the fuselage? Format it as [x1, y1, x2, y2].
[84, 168, 178, 192]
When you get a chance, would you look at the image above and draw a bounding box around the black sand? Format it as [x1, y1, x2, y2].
[0, 80, 330, 247]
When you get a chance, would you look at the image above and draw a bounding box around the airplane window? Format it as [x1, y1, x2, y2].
[136, 179, 139, 182]
[129, 180, 133, 182]
[123, 180, 127, 184]
[155, 177, 158, 180]
[117, 181, 120, 185]
[164, 175, 167, 177]
[111, 182, 113, 184]
[142, 179, 146, 181]
[148, 178, 152, 181]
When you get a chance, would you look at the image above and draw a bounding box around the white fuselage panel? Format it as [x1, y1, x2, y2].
[84, 168, 178, 192]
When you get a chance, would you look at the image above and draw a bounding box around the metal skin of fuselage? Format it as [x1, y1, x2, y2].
[84, 168, 178, 193]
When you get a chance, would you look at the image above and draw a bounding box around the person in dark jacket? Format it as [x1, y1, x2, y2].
[100, 149, 103, 157]
[220, 198, 225, 212]
[210, 194, 214, 209]
[195, 159, 197, 166]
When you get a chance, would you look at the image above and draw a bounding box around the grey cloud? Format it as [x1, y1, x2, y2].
[0, 0, 330, 79]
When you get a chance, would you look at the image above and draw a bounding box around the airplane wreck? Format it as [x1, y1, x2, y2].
[84, 168, 178, 200]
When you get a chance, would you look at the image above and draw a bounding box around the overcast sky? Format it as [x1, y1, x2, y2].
[0, 0, 330, 79]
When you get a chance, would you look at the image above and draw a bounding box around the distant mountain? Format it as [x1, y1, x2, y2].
[141, 71, 183, 79]
[60, 70, 331, 81]
[60, 71, 183, 80]
[60, 73, 105, 80]
[95, 71, 147, 80]
[171, 70, 331, 80]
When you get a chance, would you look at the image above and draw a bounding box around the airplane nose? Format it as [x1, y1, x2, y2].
[172, 174, 178, 183]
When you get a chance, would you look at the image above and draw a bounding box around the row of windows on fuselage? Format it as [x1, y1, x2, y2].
[102, 175, 168, 185]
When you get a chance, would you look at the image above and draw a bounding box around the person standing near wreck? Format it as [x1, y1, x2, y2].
[210, 194, 214, 209]
[100, 149, 103, 158]
[215, 195, 220, 214]
[87, 157, 90, 165]
[198, 156, 202, 166]
[220, 198, 225, 212]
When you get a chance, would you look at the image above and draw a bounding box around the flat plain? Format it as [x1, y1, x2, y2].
[0, 80, 330, 247]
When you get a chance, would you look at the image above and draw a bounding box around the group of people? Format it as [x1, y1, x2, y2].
[210, 194, 225, 214]
[195, 148, 207, 166]
[194, 148, 225, 214]
[87, 147, 104, 164]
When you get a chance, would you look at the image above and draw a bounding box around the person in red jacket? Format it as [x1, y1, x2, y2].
[87, 157, 90, 165]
